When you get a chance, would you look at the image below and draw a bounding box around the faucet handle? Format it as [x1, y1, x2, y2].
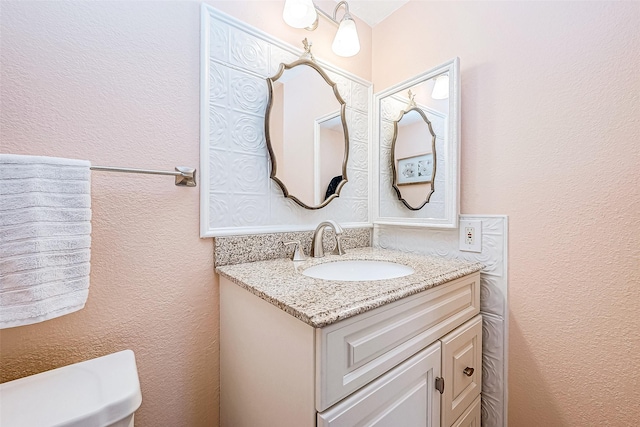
[284, 241, 307, 261]
[332, 235, 346, 256]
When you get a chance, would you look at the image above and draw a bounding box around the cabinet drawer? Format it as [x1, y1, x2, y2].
[451, 395, 481, 427]
[316, 273, 480, 411]
[317, 342, 442, 427]
[441, 315, 483, 427]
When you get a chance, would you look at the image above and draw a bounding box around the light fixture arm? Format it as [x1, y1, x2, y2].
[283, 0, 359, 57]
[321, 1, 351, 26]
[306, 1, 352, 30]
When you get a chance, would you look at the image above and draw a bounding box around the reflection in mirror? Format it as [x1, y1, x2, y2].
[315, 112, 344, 202]
[265, 41, 348, 209]
[391, 90, 437, 210]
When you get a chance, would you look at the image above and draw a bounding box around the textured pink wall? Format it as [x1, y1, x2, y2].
[4, 1, 637, 426]
[0, 2, 371, 426]
[373, 1, 640, 425]
[0, 2, 217, 425]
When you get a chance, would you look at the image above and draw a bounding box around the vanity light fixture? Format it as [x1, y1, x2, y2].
[431, 74, 450, 99]
[282, 0, 361, 57]
[282, 0, 317, 28]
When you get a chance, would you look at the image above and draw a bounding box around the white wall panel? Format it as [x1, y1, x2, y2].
[201, 6, 372, 237]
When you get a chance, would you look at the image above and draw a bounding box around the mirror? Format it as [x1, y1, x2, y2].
[391, 91, 437, 210]
[375, 58, 460, 228]
[265, 42, 348, 210]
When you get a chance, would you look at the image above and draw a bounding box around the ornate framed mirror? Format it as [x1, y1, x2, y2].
[391, 90, 437, 210]
[374, 57, 460, 228]
[264, 40, 349, 210]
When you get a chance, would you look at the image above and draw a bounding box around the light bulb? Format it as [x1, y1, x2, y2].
[431, 75, 449, 99]
[332, 17, 360, 57]
[282, 0, 317, 29]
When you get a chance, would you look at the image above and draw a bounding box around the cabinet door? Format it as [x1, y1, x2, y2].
[440, 315, 482, 427]
[317, 342, 441, 427]
[451, 395, 481, 427]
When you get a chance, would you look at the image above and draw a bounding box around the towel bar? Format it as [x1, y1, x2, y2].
[90, 166, 197, 187]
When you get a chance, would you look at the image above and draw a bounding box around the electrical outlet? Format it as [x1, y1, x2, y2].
[465, 226, 475, 245]
[459, 220, 482, 252]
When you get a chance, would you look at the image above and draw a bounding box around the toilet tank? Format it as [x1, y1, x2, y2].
[0, 349, 142, 427]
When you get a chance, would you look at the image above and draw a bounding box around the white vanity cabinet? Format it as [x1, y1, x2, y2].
[220, 271, 482, 427]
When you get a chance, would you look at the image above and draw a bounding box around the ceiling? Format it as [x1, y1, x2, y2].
[338, 0, 411, 27]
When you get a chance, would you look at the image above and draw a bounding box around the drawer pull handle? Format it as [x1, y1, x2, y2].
[463, 367, 474, 377]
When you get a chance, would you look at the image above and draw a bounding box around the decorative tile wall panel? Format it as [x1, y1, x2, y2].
[347, 109, 369, 142]
[201, 6, 372, 237]
[351, 81, 370, 113]
[229, 113, 265, 152]
[209, 63, 228, 105]
[339, 169, 368, 199]
[229, 153, 269, 194]
[209, 149, 230, 188]
[349, 139, 369, 171]
[482, 393, 504, 427]
[374, 215, 508, 427]
[480, 275, 506, 316]
[482, 312, 506, 427]
[209, 20, 229, 62]
[209, 197, 230, 228]
[229, 70, 267, 115]
[269, 46, 298, 75]
[231, 195, 270, 226]
[325, 70, 351, 106]
[229, 29, 270, 76]
[380, 122, 394, 148]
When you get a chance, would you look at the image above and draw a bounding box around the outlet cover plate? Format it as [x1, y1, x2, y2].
[459, 220, 482, 252]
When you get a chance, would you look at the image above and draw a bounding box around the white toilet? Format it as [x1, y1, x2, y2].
[0, 349, 142, 427]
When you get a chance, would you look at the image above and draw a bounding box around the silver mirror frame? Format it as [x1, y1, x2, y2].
[391, 106, 437, 210]
[373, 57, 460, 228]
[265, 59, 349, 210]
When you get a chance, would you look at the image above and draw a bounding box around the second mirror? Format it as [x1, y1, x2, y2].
[391, 90, 437, 210]
[375, 57, 460, 228]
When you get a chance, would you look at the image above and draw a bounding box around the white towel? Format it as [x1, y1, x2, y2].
[0, 154, 91, 328]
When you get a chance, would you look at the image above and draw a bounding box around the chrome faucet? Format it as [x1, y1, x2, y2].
[310, 220, 346, 258]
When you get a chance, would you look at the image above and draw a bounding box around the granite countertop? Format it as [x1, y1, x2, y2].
[216, 247, 484, 328]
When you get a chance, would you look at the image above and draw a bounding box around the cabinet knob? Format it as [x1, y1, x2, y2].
[463, 367, 474, 377]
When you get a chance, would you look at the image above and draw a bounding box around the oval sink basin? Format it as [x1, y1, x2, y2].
[302, 260, 415, 282]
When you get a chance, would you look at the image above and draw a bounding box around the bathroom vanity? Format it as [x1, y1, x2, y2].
[217, 248, 483, 427]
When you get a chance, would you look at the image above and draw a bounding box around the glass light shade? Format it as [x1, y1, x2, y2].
[332, 17, 360, 57]
[283, 0, 318, 29]
[431, 75, 450, 99]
